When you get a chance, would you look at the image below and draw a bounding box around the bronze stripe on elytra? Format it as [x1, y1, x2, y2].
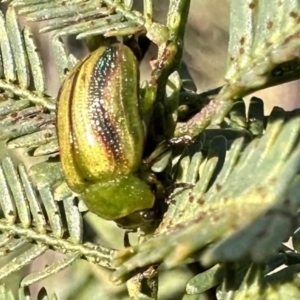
[89, 46, 124, 162]
[67, 59, 94, 182]
[63, 52, 92, 153]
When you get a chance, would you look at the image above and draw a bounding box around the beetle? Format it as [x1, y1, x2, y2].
[57, 44, 156, 228]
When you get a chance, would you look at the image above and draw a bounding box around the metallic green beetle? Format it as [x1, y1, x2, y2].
[57, 44, 155, 228]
